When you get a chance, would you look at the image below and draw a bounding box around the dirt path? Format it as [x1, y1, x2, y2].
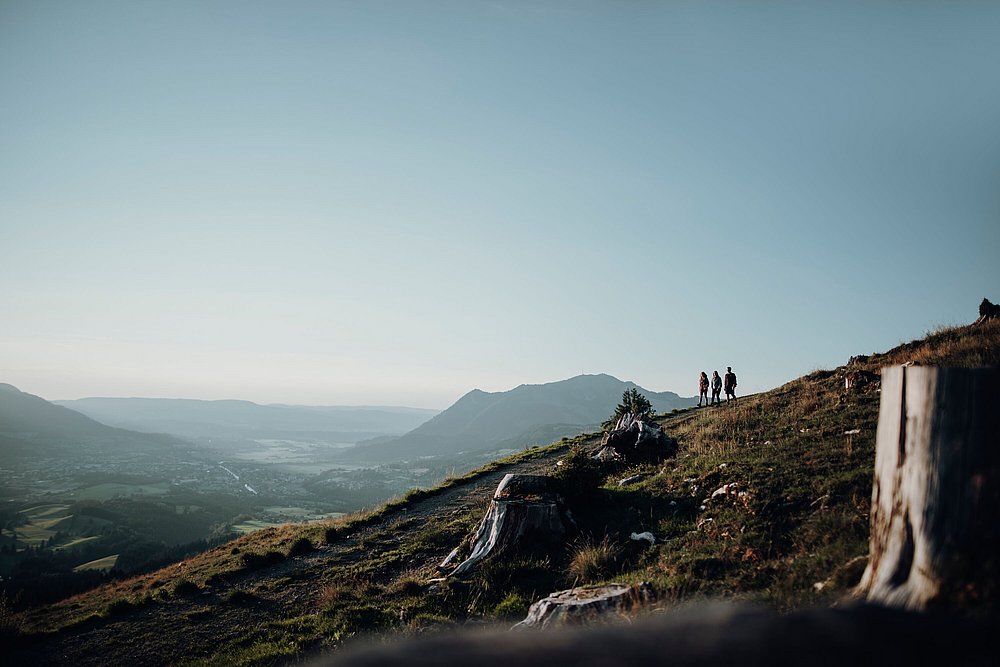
[12, 445, 572, 666]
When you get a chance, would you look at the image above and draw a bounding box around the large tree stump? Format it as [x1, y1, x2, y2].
[593, 413, 677, 464]
[514, 582, 655, 629]
[856, 366, 1000, 610]
[442, 474, 573, 577]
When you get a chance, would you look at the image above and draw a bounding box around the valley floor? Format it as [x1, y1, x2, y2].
[9, 445, 571, 666]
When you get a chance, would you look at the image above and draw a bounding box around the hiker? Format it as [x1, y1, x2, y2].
[724, 366, 737, 403]
[711, 371, 722, 405]
[698, 372, 710, 406]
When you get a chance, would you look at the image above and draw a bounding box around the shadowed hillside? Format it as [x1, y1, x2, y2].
[6, 320, 999, 665]
[0, 384, 193, 461]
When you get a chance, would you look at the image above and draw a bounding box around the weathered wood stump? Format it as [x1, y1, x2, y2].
[856, 366, 1000, 610]
[974, 297, 999, 324]
[593, 413, 676, 463]
[514, 582, 655, 628]
[442, 474, 573, 577]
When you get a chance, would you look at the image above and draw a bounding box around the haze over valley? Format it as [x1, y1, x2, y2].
[1, 374, 693, 606]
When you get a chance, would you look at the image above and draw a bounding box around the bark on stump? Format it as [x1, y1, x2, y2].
[514, 582, 655, 628]
[856, 366, 1000, 610]
[594, 413, 677, 464]
[442, 474, 572, 577]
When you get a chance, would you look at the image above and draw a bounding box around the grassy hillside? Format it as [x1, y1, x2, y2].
[7, 320, 999, 665]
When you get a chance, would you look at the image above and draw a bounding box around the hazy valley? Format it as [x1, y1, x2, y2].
[1, 375, 692, 608]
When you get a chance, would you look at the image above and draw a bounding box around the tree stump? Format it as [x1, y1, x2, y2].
[594, 413, 676, 464]
[855, 366, 1000, 610]
[442, 474, 573, 577]
[514, 582, 655, 628]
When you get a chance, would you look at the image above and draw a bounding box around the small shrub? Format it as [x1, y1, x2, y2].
[240, 550, 285, 570]
[554, 446, 605, 502]
[567, 535, 620, 584]
[104, 596, 143, 616]
[288, 537, 314, 557]
[225, 589, 256, 604]
[172, 579, 201, 597]
[492, 591, 530, 618]
[0, 594, 25, 640]
[327, 603, 396, 635]
[604, 388, 655, 428]
[388, 569, 426, 596]
[324, 526, 339, 543]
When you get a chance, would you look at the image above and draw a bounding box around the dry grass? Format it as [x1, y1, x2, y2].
[875, 320, 1000, 368]
[567, 535, 620, 584]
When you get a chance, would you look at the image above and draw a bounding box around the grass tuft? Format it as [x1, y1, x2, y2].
[567, 535, 620, 584]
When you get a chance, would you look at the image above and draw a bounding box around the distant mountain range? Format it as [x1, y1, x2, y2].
[348, 374, 697, 462]
[0, 383, 193, 462]
[53, 397, 439, 442]
[5, 375, 695, 466]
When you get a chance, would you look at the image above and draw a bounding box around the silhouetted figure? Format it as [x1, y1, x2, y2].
[724, 367, 737, 403]
[711, 371, 722, 405]
[698, 372, 709, 406]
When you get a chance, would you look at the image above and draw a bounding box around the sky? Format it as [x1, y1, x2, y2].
[1, 1, 998, 409]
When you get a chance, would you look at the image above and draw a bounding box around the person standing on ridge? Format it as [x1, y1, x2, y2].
[724, 366, 738, 403]
[698, 372, 710, 406]
[711, 370, 722, 405]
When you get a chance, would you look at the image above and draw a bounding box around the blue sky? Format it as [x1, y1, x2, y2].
[1, 1, 998, 408]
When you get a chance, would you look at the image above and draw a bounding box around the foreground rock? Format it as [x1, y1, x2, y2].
[514, 582, 655, 629]
[442, 474, 574, 577]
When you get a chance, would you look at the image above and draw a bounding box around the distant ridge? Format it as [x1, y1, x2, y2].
[54, 397, 438, 439]
[350, 373, 696, 461]
[0, 384, 193, 461]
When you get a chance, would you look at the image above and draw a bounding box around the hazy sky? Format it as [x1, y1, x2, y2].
[2, 1, 998, 408]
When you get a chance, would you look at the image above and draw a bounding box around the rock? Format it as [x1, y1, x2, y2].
[629, 532, 655, 545]
[514, 582, 655, 629]
[617, 473, 647, 487]
[444, 474, 574, 577]
[710, 482, 738, 500]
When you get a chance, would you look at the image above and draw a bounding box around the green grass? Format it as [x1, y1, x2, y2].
[233, 520, 285, 534]
[72, 555, 119, 572]
[71, 483, 170, 501]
